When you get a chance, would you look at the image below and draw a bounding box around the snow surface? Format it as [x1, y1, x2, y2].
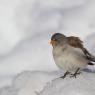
[39, 72, 95, 95]
[0, 0, 95, 95]
[0, 71, 63, 95]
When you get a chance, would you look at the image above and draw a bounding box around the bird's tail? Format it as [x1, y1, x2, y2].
[88, 62, 94, 65]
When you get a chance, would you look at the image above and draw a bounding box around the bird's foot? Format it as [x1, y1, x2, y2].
[60, 71, 70, 79]
[70, 72, 81, 78]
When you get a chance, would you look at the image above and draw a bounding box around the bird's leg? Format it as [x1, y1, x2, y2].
[60, 71, 70, 79]
[70, 68, 81, 78]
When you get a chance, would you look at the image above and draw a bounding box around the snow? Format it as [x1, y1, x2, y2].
[0, 71, 63, 95]
[0, 0, 95, 94]
[39, 72, 95, 95]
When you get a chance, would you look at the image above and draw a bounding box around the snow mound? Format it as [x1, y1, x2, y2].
[39, 72, 95, 95]
[0, 71, 62, 95]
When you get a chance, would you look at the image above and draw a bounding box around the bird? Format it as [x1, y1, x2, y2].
[50, 33, 95, 78]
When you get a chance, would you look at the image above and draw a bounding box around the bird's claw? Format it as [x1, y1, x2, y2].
[70, 72, 81, 78]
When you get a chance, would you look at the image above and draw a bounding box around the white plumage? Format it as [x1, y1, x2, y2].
[53, 45, 88, 73]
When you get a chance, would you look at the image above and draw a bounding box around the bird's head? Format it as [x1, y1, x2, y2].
[50, 33, 66, 47]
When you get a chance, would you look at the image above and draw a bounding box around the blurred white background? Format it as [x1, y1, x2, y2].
[0, 0, 95, 88]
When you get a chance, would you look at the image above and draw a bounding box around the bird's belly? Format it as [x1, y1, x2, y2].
[54, 50, 87, 72]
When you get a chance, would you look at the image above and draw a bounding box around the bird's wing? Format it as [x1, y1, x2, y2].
[67, 36, 95, 62]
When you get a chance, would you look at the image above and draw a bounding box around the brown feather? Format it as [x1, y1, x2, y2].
[67, 36, 95, 62]
[67, 36, 83, 49]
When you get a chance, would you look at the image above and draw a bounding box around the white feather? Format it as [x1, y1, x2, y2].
[53, 45, 88, 72]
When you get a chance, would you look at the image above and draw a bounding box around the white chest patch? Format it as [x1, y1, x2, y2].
[53, 45, 88, 72]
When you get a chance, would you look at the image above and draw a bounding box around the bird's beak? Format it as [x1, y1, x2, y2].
[50, 40, 57, 45]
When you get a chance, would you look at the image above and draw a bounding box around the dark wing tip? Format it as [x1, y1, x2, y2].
[88, 62, 94, 65]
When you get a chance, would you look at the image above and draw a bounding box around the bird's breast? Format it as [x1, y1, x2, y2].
[53, 46, 88, 71]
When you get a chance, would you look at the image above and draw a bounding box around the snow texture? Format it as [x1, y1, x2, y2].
[39, 72, 95, 95]
[0, 71, 63, 95]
